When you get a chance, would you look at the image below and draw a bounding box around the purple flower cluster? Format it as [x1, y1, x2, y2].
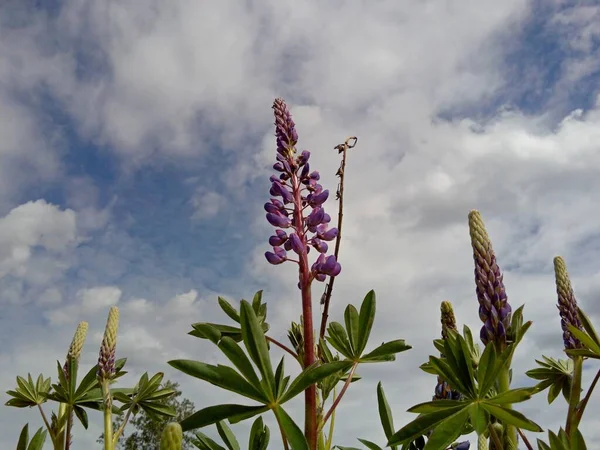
[265, 98, 341, 284]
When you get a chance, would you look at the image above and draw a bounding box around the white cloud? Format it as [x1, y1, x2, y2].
[3, 1, 600, 449]
[0, 200, 78, 280]
[45, 285, 122, 326]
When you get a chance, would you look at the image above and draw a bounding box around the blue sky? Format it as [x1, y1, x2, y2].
[2, 0, 600, 448]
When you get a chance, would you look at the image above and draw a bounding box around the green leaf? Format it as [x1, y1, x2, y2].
[195, 324, 222, 345]
[357, 290, 377, 356]
[252, 291, 263, 314]
[249, 417, 270, 450]
[426, 357, 468, 395]
[275, 357, 286, 398]
[195, 432, 227, 450]
[219, 297, 241, 323]
[180, 404, 267, 431]
[387, 406, 466, 446]
[344, 304, 360, 356]
[216, 420, 241, 450]
[26, 426, 47, 450]
[547, 431, 569, 450]
[327, 322, 354, 358]
[569, 325, 600, 355]
[282, 361, 353, 403]
[480, 403, 542, 432]
[468, 403, 489, 435]
[537, 439, 552, 450]
[167, 360, 268, 403]
[407, 400, 464, 414]
[73, 405, 89, 429]
[488, 387, 537, 405]
[273, 407, 309, 450]
[16, 424, 28, 450]
[360, 340, 412, 362]
[217, 336, 262, 389]
[357, 438, 384, 450]
[240, 300, 276, 398]
[423, 407, 470, 450]
[477, 342, 497, 396]
[377, 382, 395, 443]
[577, 307, 600, 349]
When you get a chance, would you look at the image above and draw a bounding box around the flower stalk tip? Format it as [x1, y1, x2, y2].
[97, 306, 120, 381]
[468, 210, 511, 348]
[553, 256, 583, 350]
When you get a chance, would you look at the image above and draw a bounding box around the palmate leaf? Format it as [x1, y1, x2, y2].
[180, 404, 268, 431]
[5, 373, 51, 408]
[281, 361, 353, 403]
[216, 420, 241, 450]
[360, 340, 412, 363]
[526, 356, 573, 404]
[273, 406, 309, 450]
[248, 416, 270, 450]
[377, 382, 396, 448]
[168, 360, 268, 403]
[480, 403, 542, 432]
[357, 290, 377, 356]
[357, 438, 384, 450]
[194, 432, 227, 450]
[422, 407, 470, 450]
[387, 406, 467, 446]
[16, 424, 48, 450]
[239, 300, 276, 400]
[567, 324, 600, 358]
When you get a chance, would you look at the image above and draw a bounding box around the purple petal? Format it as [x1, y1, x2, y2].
[298, 150, 310, 165]
[311, 238, 328, 253]
[314, 273, 327, 282]
[266, 213, 291, 228]
[273, 162, 285, 172]
[264, 202, 280, 214]
[320, 227, 338, 241]
[307, 207, 325, 227]
[265, 251, 286, 265]
[310, 190, 329, 206]
[309, 171, 320, 180]
[301, 163, 310, 180]
[289, 233, 305, 255]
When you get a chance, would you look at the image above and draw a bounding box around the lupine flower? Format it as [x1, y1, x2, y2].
[264, 98, 341, 285]
[440, 301, 457, 340]
[433, 301, 461, 401]
[63, 321, 88, 378]
[468, 210, 511, 347]
[97, 306, 119, 381]
[553, 256, 583, 350]
[160, 422, 183, 450]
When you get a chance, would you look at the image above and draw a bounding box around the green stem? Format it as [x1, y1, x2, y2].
[566, 356, 583, 440]
[54, 403, 67, 449]
[497, 365, 516, 449]
[320, 363, 358, 429]
[102, 380, 114, 450]
[325, 392, 336, 450]
[112, 405, 134, 445]
[489, 424, 503, 450]
[274, 409, 291, 450]
[266, 335, 299, 361]
[576, 368, 600, 423]
[64, 407, 73, 450]
[37, 404, 57, 447]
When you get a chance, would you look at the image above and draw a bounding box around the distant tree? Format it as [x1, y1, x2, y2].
[97, 380, 196, 450]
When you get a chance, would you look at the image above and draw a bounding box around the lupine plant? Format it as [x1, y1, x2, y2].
[6, 307, 179, 450]
[6, 98, 600, 450]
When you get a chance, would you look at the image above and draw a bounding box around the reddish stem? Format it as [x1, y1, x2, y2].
[266, 336, 299, 360]
[320, 362, 357, 427]
[291, 168, 317, 450]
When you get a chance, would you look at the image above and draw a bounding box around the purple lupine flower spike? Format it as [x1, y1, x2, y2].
[468, 210, 512, 348]
[264, 98, 341, 284]
[553, 256, 583, 350]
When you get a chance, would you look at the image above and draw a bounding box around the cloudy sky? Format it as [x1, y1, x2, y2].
[1, 0, 600, 448]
